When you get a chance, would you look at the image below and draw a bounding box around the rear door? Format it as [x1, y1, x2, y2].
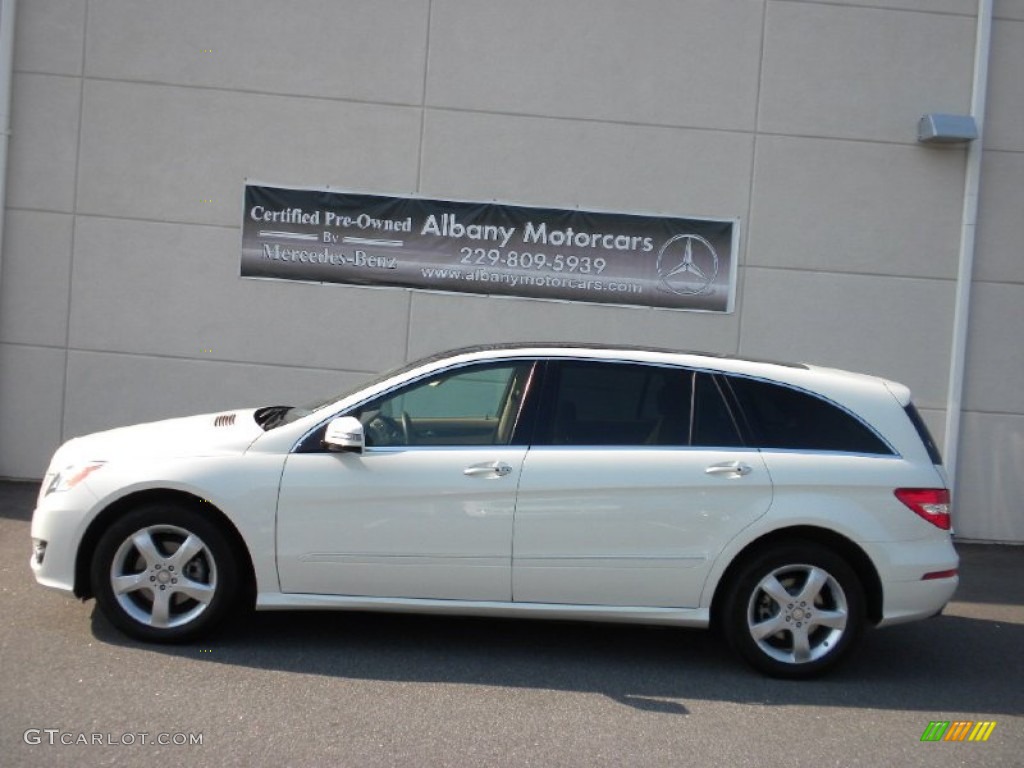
[512, 360, 773, 608]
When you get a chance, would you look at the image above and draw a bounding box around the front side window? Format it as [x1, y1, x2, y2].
[535, 361, 743, 447]
[727, 376, 893, 455]
[349, 362, 533, 447]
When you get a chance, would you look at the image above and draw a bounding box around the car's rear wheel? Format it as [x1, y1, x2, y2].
[91, 503, 239, 642]
[722, 542, 865, 678]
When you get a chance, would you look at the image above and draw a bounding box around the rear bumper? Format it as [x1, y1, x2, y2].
[876, 574, 958, 627]
[866, 536, 959, 627]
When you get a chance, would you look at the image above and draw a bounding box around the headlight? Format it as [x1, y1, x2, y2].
[44, 462, 106, 496]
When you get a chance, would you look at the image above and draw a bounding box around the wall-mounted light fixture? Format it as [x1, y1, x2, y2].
[917, 113, 978, 144]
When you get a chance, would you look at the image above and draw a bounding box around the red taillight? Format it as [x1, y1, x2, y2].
[895, 488, 952, 530]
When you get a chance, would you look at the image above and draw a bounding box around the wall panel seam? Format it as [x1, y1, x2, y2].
[771, 0, 976, 20]
[744, 264, 960, 283]
[62, 346, 378, 376]
[59, 0, 90, 444]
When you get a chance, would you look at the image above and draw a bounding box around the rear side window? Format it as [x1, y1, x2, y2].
[905, 403, 943, 465]
[727, 376, 893, 455]
[535, 361, 743, 447]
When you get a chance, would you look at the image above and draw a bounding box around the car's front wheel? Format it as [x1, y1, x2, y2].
[722, 542, 865, 678]
[91, 503, 239, 642]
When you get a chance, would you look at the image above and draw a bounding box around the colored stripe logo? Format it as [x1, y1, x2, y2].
[968, 722, 997, 742]
[921, 721, 996, 742]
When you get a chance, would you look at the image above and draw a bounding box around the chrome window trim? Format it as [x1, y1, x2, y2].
[526, 444, 763, 453]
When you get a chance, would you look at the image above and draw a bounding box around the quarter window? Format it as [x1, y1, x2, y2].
[727, 376, 892, 455]
[905, 403, 942, 465]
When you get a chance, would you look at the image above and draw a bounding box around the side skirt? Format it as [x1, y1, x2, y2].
[255, 592, 711, 628]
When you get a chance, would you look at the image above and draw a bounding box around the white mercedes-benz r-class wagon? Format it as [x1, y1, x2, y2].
[31, 344, 958, 677]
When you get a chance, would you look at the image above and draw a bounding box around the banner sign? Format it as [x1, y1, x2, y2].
[241, 184, 737, 312]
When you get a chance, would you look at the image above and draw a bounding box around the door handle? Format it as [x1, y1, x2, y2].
[463, 461, 513, 478]
[705, 461, 753, 478]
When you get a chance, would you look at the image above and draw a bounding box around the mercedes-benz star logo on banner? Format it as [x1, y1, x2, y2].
[656, 234, 719, 296]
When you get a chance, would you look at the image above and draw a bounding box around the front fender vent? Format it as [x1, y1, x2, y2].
[213, 413, 236, 428]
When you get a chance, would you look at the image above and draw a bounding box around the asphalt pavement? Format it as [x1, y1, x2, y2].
[1, 479, 1021, 767]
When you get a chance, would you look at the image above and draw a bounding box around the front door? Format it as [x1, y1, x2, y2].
[276, 361, 534, 600]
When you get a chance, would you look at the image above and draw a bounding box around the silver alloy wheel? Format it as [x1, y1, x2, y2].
[109, 524, 218, 629]
[746, 564, 849, 665]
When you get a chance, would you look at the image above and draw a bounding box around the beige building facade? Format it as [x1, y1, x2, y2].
[0, 1, 1021, 541]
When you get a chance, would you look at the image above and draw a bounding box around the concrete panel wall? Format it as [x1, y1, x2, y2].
[954, 15, 1024, 541]
[738, 269, 955, 409]
[62, 351, 371, 441]
[420, 111, 755, 221]
[75, 79, 422, 227]
[67, 217, 412, 371]
[6, 73, 80, 212]
[0, 344, 66, 479]
[0, 211, 73, 347]
[427, 0, 765, 131]
[759, 3, 974, 143]
[1, 1, 1020, 541]
[748, 136, 966, 279]
[84, 0, 430, 104]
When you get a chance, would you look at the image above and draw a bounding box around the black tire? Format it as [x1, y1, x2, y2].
[722, 542, 865, 679]
[90, 502, 240, 643]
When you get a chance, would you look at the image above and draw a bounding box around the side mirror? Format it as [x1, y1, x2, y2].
[323, 416, 365, 452]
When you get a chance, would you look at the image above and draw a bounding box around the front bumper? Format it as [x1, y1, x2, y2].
[30, 491, 95, 596]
